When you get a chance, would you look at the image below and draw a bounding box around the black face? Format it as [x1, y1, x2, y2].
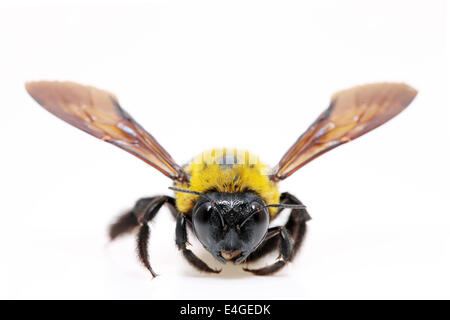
[192, 192, 269, 264]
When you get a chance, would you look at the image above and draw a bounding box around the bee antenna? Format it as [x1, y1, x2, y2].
[238, 203, 307, 230]
[168, 187, 226, 229]
[168, 187, 213, 202]
[264, 203, 307, 210]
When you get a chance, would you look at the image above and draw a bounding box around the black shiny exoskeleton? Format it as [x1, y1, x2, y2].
[110, 191, 311, 276]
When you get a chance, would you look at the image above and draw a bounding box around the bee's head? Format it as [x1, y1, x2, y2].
[191, 192, 270, 264]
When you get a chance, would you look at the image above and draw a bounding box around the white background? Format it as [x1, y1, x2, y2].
[0, 0, 449, 299]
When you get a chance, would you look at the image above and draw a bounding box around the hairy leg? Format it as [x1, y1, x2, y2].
[109, 196, 174, 277]
[175, 214, 221, 274]
[109, 196, 172, 240]
[243, 226, 292, 275]
[244, 192, 310, 275]
[283, 193, 309, 261]
[109, 209, 139, 241]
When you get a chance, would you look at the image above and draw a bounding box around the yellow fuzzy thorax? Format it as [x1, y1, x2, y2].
[174, 149, 280, 218]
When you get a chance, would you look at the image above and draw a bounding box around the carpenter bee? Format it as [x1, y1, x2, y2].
[26, 81, 417, 276]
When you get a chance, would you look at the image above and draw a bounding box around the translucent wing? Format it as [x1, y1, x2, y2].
[26, 81, 187, 181]
[271, 83, 417, 181]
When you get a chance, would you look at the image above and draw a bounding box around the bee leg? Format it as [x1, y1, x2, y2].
[109, 196, 173, 240]
[244, 234, 279, 263]
[243, 227, 292, 275]
[136, 223, 158, 277]
[281, 192, 310, 260]
[175, 214, 221, 274]
[244, 192, 309, 275]
[109, 209, 139, 241]
[109, 196, 175, 277]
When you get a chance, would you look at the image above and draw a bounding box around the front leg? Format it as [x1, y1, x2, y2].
[244, 192, 310, 275]
[281, 192, 310, 260]
[243, 226, 292, 275]
[109, 196, 173, 277]
[175, 214, 221, 274]
[246, 192, 310, 264]
[109, 196, 174, 240]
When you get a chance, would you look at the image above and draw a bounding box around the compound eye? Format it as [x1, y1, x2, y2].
[192, 202, 222, 247]
[250, 201, 263, 212]
[196, 202, 213, 224]
[239, 201, 269, 244]
[250, 201, 267, 222]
